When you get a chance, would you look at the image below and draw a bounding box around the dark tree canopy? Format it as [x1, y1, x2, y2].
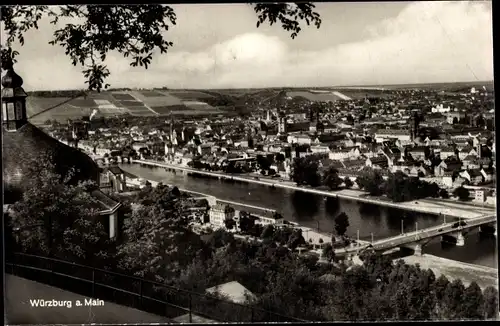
[334, 212, 350, 237]
[291, 156, 321, 186]
[322, 243, 335, 262]
[1, 4, 322, 91]
[322, 166, 343, 190]
[343, 177, 354, 189]
[453, 186, 470, 201]
[356, 168, 384, 196]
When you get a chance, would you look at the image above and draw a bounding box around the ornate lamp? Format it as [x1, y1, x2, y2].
[1, 60, 28, 132]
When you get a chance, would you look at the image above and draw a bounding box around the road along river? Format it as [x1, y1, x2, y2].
[118, 163, 497, 268]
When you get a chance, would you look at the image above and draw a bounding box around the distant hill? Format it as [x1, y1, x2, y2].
[26, 89, 222, 123]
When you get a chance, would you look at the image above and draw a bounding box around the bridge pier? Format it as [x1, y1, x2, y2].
[479, 224, 496, 236]
[414, 244, 422, 256]
[400, 243, 423, 256]
[441, 231, 465, 246]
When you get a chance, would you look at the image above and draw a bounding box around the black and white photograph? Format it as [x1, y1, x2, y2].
[2, 1, 498, 324]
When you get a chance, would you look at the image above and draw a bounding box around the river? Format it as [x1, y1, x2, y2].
[118, 163, 497, 268]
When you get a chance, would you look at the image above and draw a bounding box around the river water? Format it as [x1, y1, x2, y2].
[119, 164, 497, 268]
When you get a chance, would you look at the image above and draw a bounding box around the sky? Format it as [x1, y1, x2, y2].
[1, 1, 494, 90]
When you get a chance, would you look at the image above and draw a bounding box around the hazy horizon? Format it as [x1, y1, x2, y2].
[1, 2, 494, 91]
[26, 79, 494, 93]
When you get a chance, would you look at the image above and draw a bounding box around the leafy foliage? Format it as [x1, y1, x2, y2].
[384, 172, 440, 202]
[60, 216, 116, 267]
[482, 286, 499, 319]
[334, 212, 350, 237]
[286, 228, 306, 250]
[453, 186, 470, 201]
[6, 155, 114, 266]
[322, 243, 335, 262]
[256, 154, 272, 171]
[261, 224, 275, 240]
[253, 3, 322, 39]
[224, 217, 236, 230]
[5, 145, 496, 322]
[238, 211, 257, 234]
[356, 168, 385, 196]
[9, 170, 498, 321]
[1, 3, 321, 91]
[439, 188, 449, 199]
[290, 156, 321, 186]
[344, 177, 354, 189]
[461, 282, 485, 319]
[322, 166, 343, 190]
[352, 168, 444, 202]
[116, 199, 203, 282]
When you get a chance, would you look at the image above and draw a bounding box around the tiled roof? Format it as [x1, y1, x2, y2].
[91, 188, 119, 205]
[481, 167, 495, 174]
[375, 129, 410, 136]
[369, 156, 388, 163]
[409, 146, 427, 152]
[467, 169, 483, 177]
[462, 155, 477, 161]
[205, 281, 256, 304]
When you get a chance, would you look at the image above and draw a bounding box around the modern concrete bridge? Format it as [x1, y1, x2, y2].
[338, 214, 497, 258]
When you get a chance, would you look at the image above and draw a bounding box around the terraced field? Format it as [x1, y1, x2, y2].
[118, 100, 143, 106]
[110, 92, 157, 116]
[26, 94, 125, 123]
[111, 93, 136, 101]
[93, 99, 127, 115]
[139, 90, 168, 97]
[25, 88, 231, 122]
[151, 105, 193, 115]
[130, 90, 183, 108]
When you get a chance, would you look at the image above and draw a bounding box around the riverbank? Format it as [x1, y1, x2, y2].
[131, 159, 495, 219]
[400, 254, 498, 289]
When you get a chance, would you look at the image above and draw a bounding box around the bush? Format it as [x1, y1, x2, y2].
[453, 186, 470, 201]
[439, 188, 449, 199]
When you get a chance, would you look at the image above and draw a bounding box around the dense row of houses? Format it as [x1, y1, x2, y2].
[43, 83, 495, 208]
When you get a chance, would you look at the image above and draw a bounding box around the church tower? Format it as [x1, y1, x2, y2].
[278, 111, 287, 134]
[169, 112, 174, 141]
[409, 111, 420, 141]
[278, 116, 287, 133]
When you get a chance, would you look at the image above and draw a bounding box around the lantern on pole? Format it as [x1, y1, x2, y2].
[1, 60, 28, 132]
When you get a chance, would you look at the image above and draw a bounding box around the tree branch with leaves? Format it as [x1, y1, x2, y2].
[1, 3, 321, 92]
